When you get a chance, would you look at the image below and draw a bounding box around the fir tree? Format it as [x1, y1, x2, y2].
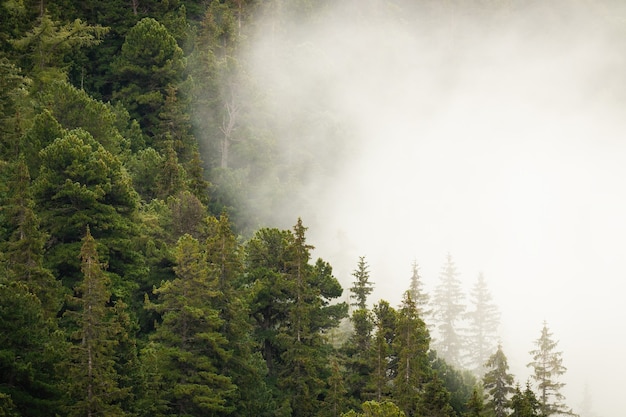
[527, 321, 574, 417]
[408, 260, 430, 319]
[350, 256, 374, 310]
[465, 273, 500, 376]
[510, 383, 541, 417]
[145, 234, 236, 416]
[393, 291, 431, 417]
[482, 344, 515, 417]
[432, 253, 465, 368]
[63, 227, 130, 417]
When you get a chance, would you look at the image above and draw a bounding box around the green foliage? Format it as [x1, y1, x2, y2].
[10, 12, 108, 87]
[112, 17, 185, 137]
[145, 234, 236, 416]
[510, 383, 541, 417]
[342, 400, 406, 417]
[62, 228, 130, 416]
[350, 256, 374, 310]
[483, 344, 514, 417]
[0, 280, 64, 417]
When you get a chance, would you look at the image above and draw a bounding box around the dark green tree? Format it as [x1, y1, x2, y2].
[482, 344, 514, 417]
[62, 227, 130, 417]
[33, 128, 142, 294]
[350, 256, 374, 310]
[419, 373, 455, 417]
[369, 300, 396, 402]
[244, 220, 347, 416]
[10, 12, 108, 87]
[527, 322, 574, 417]
[342, 307, 374, 408]
[0, 280, 64, 417]
[204, 213, 273, 416]
[393, 291, 431, 417]
[145, 234, 236, 416]
[510, 383, 541, 417]
[1, 157, 61, 316]
[432, 253, 465, 368]
[112, 17, 185, 138]
[464, 386, 485, 417]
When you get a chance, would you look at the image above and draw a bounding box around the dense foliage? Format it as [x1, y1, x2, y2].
[0, 1, 592, 416]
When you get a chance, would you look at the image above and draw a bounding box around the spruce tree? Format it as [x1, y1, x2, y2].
[369, 300, 396, 402]
[527, 321, 574, 417]
[393, 291, 431, 417]
[510, 383, 541, 417]
[350, 256, 374, 310]
[145, 234, 236, 416]
[63, 227, 129, 417]
[408, 260, 430, 319]
[482, 344, 515, 417]
[432, 253, 465, 368]
[465, 273, 500, 376]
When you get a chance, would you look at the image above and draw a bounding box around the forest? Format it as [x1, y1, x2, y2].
[0, 0, 612, 416]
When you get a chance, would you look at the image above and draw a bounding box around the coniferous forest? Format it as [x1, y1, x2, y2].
[0, 0, 616, 416]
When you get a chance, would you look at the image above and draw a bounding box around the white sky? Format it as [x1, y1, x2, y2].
[246, 3, 626, 416]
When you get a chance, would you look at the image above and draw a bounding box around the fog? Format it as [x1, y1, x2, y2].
[242, 2, 626, 416]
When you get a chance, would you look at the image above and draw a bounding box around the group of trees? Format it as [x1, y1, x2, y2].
[0, 0, 590, 416]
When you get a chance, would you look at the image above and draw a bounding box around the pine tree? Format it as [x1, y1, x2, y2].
[419, 373, 455, 417]
[482, 344, 514, 417]
[432, 253, 465, 368]
[510, 383, 541, 417]
[393, 291, 431, 417]
[204, 212, 273, 416]
[369, 300, 396, 402]
[145, 234, 236, 416]
[350, 256, 374, 310]
[2, 157, 61, 316]
[464, 387, 485, 417]
[63, 227, 129, 417]
[408, 260, 430, 319]
[465, 273, 500, 376]
[527, 321, 574, 417]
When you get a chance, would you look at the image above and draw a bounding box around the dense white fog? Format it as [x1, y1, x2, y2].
[244, 2, 626, 416]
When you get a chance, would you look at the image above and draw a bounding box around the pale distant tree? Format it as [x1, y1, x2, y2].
[527, 321, 575, 417]
[465, 273, 500, 375]
[432, 253, 465, 368]
[408, 260, 431, 319]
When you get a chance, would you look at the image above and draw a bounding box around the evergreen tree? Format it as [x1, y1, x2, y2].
[1, 157, 61, 316]
[63, 227, 130, 417]
[112, 17, 185, 138]
[527, 321, 574, 417]
[341, 400, 406, 417]
[393, 291, 431, 417]
[510, 383, 541, 417]
[408, 260, 430, 319]
[419, 373, 455, 417]
[465, 273, 500, 376]
[350, 256, 374, 310]
[145, 234, 236, 415]
[320, 357, 348, 417]
[369, 300, 396, 402]
[432, 253, 465, 368]
[482, 344, 514, 417]
[204, 212, 273, 416]
[464, 386, 485, 417]
[244, 220, 347, 416]
[10, 12, 108, 88]
[342, 307, 374, 408]
[0, 280, 64, 417]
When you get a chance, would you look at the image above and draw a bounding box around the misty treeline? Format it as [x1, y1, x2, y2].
[0, 0, 610, 416]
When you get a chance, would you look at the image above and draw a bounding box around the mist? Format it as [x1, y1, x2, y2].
[240, 2, 626, 416]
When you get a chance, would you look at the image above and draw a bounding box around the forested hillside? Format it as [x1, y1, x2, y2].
[0, 0, 613, 416]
